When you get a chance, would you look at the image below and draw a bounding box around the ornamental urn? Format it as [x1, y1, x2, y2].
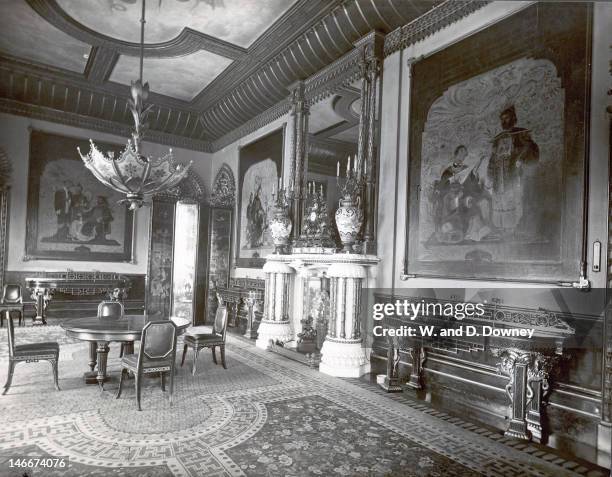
[334, 196, 363, 253]
[269, 207, 292, 254]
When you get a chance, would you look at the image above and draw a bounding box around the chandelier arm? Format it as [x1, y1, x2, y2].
[139, 159, 152, 194]
[142, 167, 189, 194]
[86, 166, 127, 193]
[109, 156, 136, 194]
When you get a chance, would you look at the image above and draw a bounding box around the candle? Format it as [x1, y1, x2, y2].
[354, 154, 358, 172]
[336, 161, 340, 177]
[346, 156, 350, 176]
[320, 184, 323, 195]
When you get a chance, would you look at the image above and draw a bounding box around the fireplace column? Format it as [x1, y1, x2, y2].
[256, 261, 293, 349]
[319, 262, 369, 377]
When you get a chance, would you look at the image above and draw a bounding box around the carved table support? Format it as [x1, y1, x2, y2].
[319, 262, 369, 377]
[30, 287, 52, 325]
[380, 337, 402, 393]
[96, 342, 110, 391]
[493, 348, 557, 442]
[244, 291, 258, 340]
[256, 261, 293, 349]
[405, 344, 426, 390]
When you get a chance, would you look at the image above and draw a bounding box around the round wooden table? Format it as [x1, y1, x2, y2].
[61, 315, 190, 389]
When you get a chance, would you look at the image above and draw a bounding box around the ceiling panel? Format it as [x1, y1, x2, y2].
[57, 0, 298, 48]
[0, 0, 90, 73]
[331, 124, 359, 143]
[110, 50, 233, 101]
[309, 96, 344, 134]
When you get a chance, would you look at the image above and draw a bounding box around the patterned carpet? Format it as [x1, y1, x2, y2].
[0, 326, 606, 476]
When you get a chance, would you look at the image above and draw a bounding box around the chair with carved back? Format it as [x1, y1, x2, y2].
[181, 295, 228, 375]
[2, 315, 60, 395]
[97, 300, 127, 356]
[115, 320, 177, 411]
[0, 284, 24, 328]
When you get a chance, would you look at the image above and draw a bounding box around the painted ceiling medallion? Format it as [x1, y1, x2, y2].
[78, 0, 192, 210]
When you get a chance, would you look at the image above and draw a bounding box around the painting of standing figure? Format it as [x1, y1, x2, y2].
[26, 130, 134, 262]
[236, 128, 284, 268]
[406, 3, 590, 282]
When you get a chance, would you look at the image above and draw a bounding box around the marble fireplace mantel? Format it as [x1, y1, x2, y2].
[259, 253, 379, 377]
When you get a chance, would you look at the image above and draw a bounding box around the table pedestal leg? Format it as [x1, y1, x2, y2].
[96, 342, 110, 391]
[88, 342, 97, 371]
[83, 341, 110, 386]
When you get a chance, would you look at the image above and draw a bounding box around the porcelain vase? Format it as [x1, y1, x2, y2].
[334, 196, 363, 253]
[269, 208, 292, 253]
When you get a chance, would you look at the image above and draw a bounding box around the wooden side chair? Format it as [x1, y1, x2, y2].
[2, 316, 60, 395]
[181, 300, 228, 375]
[0, 284, 24, 328]
[97, 300, 127, 356]
[115, 320, 177, 411]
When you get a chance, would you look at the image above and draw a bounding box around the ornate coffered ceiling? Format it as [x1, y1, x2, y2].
[0, 0, 485, 152]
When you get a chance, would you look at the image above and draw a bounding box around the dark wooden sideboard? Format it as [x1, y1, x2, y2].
[5, 271, 145, 322]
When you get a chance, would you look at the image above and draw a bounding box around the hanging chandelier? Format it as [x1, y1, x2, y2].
[78, 0, 192, 210]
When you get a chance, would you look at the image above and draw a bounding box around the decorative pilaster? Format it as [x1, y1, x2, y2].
[493, 348, 558, 442]
[354, 32, 384, 255]
[286, 81, 309, 243]
[256, 261, 293, 348]
[320, 262, 369, 377]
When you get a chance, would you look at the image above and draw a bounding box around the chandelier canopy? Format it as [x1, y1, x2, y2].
[78, 0, 192, 210]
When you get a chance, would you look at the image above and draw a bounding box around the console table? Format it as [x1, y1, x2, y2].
[25, 273, 131, 325]
[216, 277, 264, 338]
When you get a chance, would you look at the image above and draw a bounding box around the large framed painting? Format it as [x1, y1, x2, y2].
[236, 128, 284, 268]
[25, 130, 134, 262]
[405, 3, 591, 283]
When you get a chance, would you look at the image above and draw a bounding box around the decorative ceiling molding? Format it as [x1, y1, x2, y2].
[26, 0, 248, 60]
[0, 0, 491, 151]
[210, 99, 291, 152]
[0, 98, 212, 153]
[197, 0, 437, 139]
[383, 0, 491, 57]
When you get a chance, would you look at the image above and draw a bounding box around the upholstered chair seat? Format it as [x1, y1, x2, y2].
[3, 316, 60, 395]
[116, 320, 178, 411]
[181, 299, 228, 375]
[13, 342, 60, 357]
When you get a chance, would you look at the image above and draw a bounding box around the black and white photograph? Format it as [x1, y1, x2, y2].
[0, 1, 610, 476]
